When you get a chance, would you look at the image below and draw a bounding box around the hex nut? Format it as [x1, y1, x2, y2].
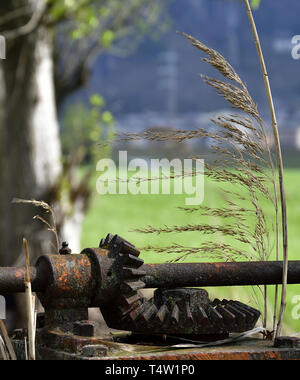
[274, 336, 300, 349]
[73, 320, 96, 337]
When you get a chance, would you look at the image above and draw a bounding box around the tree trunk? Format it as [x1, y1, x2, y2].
[0, 2, 90, 329]
[0, 23, 62, 268]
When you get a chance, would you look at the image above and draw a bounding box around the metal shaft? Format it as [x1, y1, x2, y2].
[1, 259, 300, 295]
[142, 261, 300, 288]
[0, 267, 48, 293]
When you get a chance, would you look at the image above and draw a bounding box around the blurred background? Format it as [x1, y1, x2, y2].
[0, 0, 299, 334]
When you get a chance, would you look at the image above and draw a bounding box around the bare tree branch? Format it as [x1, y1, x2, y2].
[0, 5, 32, 27]
[2, 2, 47, 40]
[54, 1, 166, 105]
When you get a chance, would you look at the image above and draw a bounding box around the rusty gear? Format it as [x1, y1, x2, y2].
[98, 234, 260, 336]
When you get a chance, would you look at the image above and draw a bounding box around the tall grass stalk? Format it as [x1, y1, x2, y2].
[122, 31, 281, 328]
[23, 238, 36, 360]
[243, 0, 288, 338]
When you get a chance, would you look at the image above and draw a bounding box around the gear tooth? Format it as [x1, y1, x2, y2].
[99, 233, 114, 248]
[224, 301, 261, 332]
[121, 242, 140, 257]
[229, 301, 260, 327]
[216, 304, 236, 322]
[230, 302, 255, 316]
[185, 303, 194, 326]
[105, 233, 114, 246]
[155, 304, 169, 324]
[116, 235, 135, 248]
[197, 306, 209, 324]
[170, 304, 180, 325]
[110, 235, 140, 256]
[226, 304, 247, 319]
[121, 281, 145, 293]
[122, 267, 146, 278]
[128, 303, 147, 322]
[231, 301, 261, 318]
[119, 299, 142, 317]
[139, 304, 158, 323]
[121, 254, 144, 268]
[110, 234, 120, 246]
[208, 305, 223, 321]
[122, 293, 141, 307]
[212, 299, 222, 307]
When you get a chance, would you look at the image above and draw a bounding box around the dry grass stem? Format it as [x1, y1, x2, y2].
[13, 198, 60, 253]
[23, 238, 36, 360]
[243, 0, 287, 338]
[128, 29, 281, 330]
[0, 320, 17, 360]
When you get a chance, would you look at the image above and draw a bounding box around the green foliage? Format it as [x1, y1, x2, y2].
[48, 0, 168, 49]
[61, 94, 114, 166]
[251, 0, 261, 10]
[100, 30, 115, 48]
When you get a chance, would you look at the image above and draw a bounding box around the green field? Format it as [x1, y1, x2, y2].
[82, 168, 300, 334]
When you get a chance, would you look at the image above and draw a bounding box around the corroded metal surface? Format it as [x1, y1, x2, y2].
[101, 287, 260, 336]
[36, 327, 113, 354]
[1, 256, 300, 295]
[142, 261, 300, 288]
[274, 336, 300, 349]
[0, 266, 48, 293]
[2, 233, 300, 359]
[36, 253, 95, 309]
[95, 237, 261, 336]
[0, 234, 299, 337]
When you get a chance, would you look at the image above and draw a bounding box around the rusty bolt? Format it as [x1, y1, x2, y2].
[59, 242, 71, 255]
[73, 320, 96, 337]
[274, 336, 300, 349]
[82, 344, 108, 358]
[12, 329, 26, 340]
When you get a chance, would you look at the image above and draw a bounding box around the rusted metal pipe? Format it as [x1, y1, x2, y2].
[0, 266, 48, 293]
[0, 258, 300, 296]
[142, 261, 300, 288]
